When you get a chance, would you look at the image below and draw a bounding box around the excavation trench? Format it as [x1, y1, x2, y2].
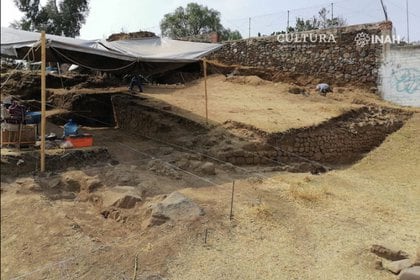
[110, 95, 413, 172]
[2, 93, 412, 178]
[49, 93, 116, 127]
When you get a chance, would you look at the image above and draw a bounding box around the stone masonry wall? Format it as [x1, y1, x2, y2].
[217, 107, 412, 165]
[111, 95, 207, 137]
[209, 22, 393, 87]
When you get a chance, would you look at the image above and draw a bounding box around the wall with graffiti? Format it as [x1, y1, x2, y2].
[379, 45, 420, 107]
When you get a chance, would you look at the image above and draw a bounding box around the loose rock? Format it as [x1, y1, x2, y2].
[147, 191, 203, 227]
[199, 162, 216, 175]
[383, 259, 413, 274]
[101, 186, 142, 209]
[371, 244, 410, 261]
[398, 266, 420, 280]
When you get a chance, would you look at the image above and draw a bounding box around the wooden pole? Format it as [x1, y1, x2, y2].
[229, 181, 235, 220]
[203, 58, 208, 124]
[40, 31, 46, 172]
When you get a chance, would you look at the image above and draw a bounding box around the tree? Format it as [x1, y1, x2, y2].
[317, 7, 346, 29]
[293, 16, 319, 32]
[12, 0, 89, 37]
[160, 2, 241, 41]
[220, 28, 242, 41]
[272, 7, 346, 34]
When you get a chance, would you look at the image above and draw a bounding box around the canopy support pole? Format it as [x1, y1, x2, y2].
[203, 58, 208, 125]
[40, 31, 46, 172]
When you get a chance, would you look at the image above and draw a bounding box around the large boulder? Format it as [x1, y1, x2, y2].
[147, 191, 203, 227]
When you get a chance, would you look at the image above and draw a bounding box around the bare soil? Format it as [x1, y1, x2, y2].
[1, 74, 419, 280]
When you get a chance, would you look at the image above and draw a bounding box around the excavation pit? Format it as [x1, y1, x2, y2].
[110, 95, 413, 171]
[49, 93, 117, 127]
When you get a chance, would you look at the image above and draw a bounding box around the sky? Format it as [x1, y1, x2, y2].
[1, 0, 419, 42]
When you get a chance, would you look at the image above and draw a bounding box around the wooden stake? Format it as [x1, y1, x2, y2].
[203, 59, 208, 124]
[132, 254, 138, 280]
[40, 31, 46, 172]
[229, 181, 235, 220]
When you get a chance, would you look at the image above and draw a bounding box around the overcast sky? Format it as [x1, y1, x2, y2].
[1, 0, 419, 41]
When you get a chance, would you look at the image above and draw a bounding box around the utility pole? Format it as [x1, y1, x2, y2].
[287, 10, 290, 32]
[380, 0, 388, 21]
[331, 3, 334, 21]
[406, 0, 410, 43]
[248, 17, 251, 38]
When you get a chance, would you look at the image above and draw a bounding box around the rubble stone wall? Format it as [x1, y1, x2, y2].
[209, 22, 393, 87]
[217, 107, 411, 165]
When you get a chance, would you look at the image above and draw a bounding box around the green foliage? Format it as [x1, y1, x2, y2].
[220, 28, 242, 41]
[160, 2, 241, 41]
[12, 0, 89, 37]
[272, 7, 347, 34]
[317, 7, 346, 29]
[293, 16, 319, 32]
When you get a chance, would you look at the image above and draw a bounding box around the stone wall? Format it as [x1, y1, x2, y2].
[111, 95, 208, 137]
[209, 22, 393, 87]
[217, 107, 412, 165]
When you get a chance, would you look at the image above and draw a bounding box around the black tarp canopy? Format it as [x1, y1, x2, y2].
[1, 27, 222, 75]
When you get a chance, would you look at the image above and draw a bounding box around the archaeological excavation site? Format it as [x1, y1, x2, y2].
[1, 20, 419, 280]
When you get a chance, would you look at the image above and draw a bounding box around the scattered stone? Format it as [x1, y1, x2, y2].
[398, 266, 420, 280]
[223, 162, 236, 172]
[370, 87, 378, 93]
[383, 259, 413, 274]
[109, 159, 119, 166]
[371, 244, 410, 261]
[189, 160, 202, 170]
[199, 162, 216, 175]
[147, 159, 182, 179]
[160, 147, 174, 155]
[101, 207, 127, 223]
[101, 186, 142, 209]
[375, 259, 383, 270]
[84, 177, 102, 192]
[112, 194, 142, 209]
[148, 191, 203, 227]
[288, 86, 308, 96]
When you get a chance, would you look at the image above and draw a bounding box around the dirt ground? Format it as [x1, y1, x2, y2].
[1, 75, 419, 280]
[142, 75, 403, 132]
